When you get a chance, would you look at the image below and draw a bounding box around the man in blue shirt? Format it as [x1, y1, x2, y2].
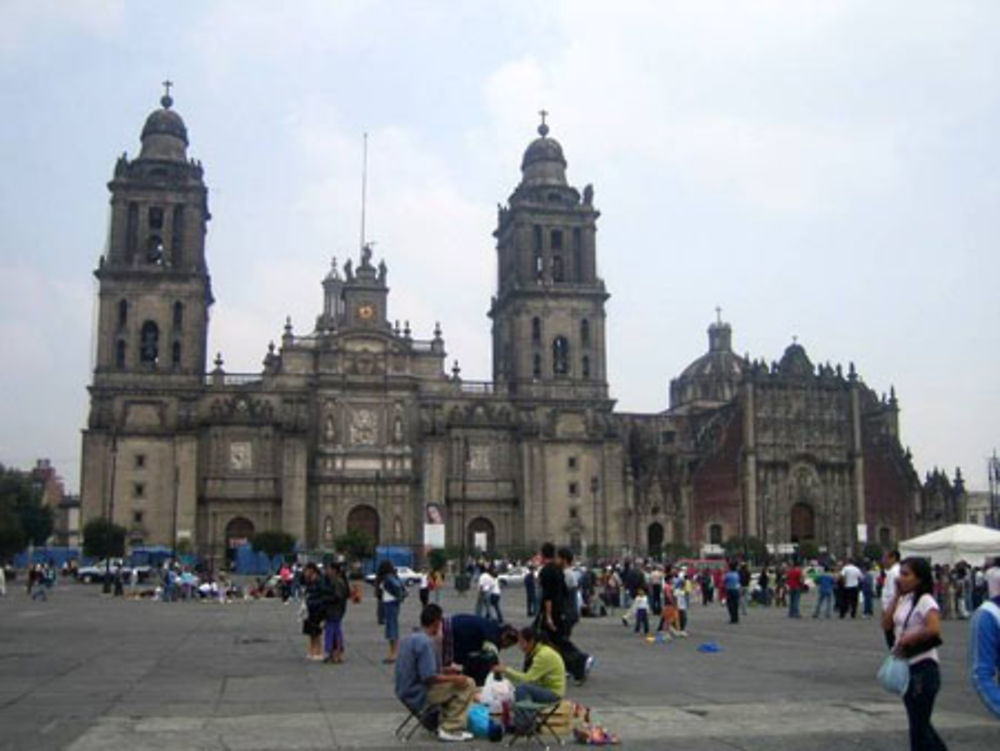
[968, 563, 1000, 719]
[812, 566, 835, 619]
[395, 604, 476, 742]
[724, 561, 741, 624]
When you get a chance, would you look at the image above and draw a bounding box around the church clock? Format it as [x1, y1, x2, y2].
[357, 303, 375, 320]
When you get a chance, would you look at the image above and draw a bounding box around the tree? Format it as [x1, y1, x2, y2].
[0, 464, 53, 547]
[82, 517, 126, 560]
[334, 528, 374, 561]
[723, 535, 766, 563]
[427, 547, 447, 573]
[250, 530, 296, 561]
[0, 504, 27, 560]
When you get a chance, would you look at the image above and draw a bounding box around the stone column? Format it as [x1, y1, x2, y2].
[173, 435, 199, 548]
[281, 436, 308, 545]
[850, 385, 865, 554]
[743, 383, 758, 538]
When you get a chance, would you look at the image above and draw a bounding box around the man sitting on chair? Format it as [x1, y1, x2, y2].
[491, 627, 565, 704]
[395, 604, 476, 742]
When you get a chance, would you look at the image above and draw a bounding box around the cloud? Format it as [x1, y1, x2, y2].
[0, 0, 125, 60]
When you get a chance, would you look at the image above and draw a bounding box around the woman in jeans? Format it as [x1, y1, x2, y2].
[378, 560, 405, 663]
[881, 556, 947, 751]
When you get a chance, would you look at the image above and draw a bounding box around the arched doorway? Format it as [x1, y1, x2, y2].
[790, 503, 815, 544]
[224, 517, 254, 566]
[647, 522, 664, 557]
[346, 504, 380, 545]
[467, 517, 495, 554]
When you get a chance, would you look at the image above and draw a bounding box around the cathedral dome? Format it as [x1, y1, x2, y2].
[670, 319, 745, 410]
[778, 341, 813, 378]
[520, 119, 567, 187]
[139, 93, 189, 162]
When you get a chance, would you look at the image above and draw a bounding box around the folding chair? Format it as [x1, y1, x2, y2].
[394, 701, 440, 742]
[507, 700, 563, 749]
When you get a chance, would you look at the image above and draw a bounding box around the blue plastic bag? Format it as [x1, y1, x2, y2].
[877, 654, 910, 695]
[467, 703, 491, 738]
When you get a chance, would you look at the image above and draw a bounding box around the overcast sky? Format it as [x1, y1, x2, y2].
[1, 1, 997, 493]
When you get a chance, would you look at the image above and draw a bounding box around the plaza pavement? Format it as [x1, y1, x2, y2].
[0, 579, 997, 750]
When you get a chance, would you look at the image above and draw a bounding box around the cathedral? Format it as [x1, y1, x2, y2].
[80, 92, 939, 564]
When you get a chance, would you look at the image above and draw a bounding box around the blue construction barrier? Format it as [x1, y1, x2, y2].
[362, 545, 415, 576]
[233, 544, 283, 575]
[13, 547, 82, 568]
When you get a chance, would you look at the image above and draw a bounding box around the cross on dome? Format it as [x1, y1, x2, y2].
[161, 79, 174, 109]
[537, 109, 549, 137]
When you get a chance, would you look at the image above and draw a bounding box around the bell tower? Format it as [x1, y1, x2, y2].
[81, 84, 211, 547]
[489, 114, 608, 397]
[94, 84, 212, 383]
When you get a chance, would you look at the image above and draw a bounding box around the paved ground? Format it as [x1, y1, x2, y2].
[0, 579, 996, 750]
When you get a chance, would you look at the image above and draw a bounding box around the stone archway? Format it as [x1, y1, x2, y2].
[790, 503, 815, 544]
[467, 517, 495, 554]
[647, 522, 664, 557]
[225, 516, 255, 548]
[347, 504, 380, 546]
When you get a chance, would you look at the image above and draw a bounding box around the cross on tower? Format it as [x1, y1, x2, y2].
[162, 80, 173, 98]
[539, 109, 548, 126]
[715, 306, 722, 325]
[537, 109, 550, 137]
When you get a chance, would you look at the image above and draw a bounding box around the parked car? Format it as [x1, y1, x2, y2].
[75, 559, 152, 584]
[497, 566, 529, 586]
[364, 565, 422, 586]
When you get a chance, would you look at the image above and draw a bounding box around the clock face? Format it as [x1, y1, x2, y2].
[357, 304, 375, 320]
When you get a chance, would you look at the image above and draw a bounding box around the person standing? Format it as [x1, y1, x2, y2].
[882, 550, 901, 611]
[724, 561, 741, 624]
[812, 566, 835, 618]
[786, 561, 804, 618]
[536, 542, 593, 685]
[322, 560, 349, 663]
[524, 565, 537, 617]
[648, 566, 663, 615]
[0, 562, 6, 597]
[738, 562, 751, 615]
[968, 563, 1000, 717]
[881, 557, 947, 751]
[379, 560, 406, 663]
[418, 570, 430, 608]
[301, 563, 325, 661]
[840, 559, 862, 619]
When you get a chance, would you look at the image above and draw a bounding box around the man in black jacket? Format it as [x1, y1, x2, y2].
[322, 559, 349, 663]
[536, 542, 594, 685]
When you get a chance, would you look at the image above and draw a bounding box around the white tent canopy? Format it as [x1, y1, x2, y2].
[898, 523, 1000, 567]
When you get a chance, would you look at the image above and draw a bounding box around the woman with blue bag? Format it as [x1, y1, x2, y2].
[880, 557, 946, 750]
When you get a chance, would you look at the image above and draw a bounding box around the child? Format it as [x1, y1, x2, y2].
[657, 580, 681, 636]
[674, 573, 690, 636]
[623, 586, 650, 634]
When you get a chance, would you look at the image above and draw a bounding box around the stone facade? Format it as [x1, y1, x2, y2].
[80, 95, 929, 562]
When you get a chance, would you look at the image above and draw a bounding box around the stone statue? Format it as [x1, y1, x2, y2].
[343, 258, 353, 280]
[324, 414, 336, 443]
[583, 183, 594, 206]
[392, 414, 404, 443]
[361, 243, 373, 266]
[378, 259, 387, 283]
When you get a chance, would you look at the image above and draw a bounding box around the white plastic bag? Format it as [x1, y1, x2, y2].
[480, 676, 515, 713]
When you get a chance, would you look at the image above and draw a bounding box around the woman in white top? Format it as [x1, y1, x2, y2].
[880, 556, 946, 751]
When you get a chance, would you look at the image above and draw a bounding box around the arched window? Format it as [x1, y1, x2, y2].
[146, 235, 164, 264]
[709, 524, 723, 545]
[581, 318, 590, 346]
[139, 321, 159, 365]
[532, 353, 542, 378]
[171, 341, 181, 367]
[552, 255, 564, 282]
[117, 299, 127, 328]
[552, 336, 569, 376]
[582, 355, 591, 379]
[173, 301, 183, 328]
[115, 339, 126, 369]
[531, 317, 541, 344]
